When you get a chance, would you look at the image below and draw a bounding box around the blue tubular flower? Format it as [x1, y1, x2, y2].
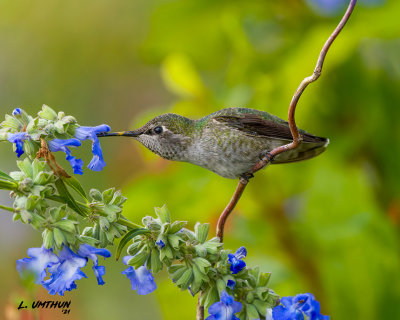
[77, 244, 111, 285]
[7, 132, 29, 158]
[227, 246, 247, 274]
[16, 246, 59, 284]
[121, 256, 157, 295]
[12, 108, 22, 116]
[295, 294, 329, 320]
[48, 138, 84, 175]
[227, 280, 236, 290]
[206, 291, 242, 320]
[74, 125, 110, 172]
[42, 246, 87, 296]
[156, 240, 165, 249]
[272, 293, 329, 320]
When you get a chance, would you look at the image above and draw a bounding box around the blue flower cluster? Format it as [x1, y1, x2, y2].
[206, 291, 242, 320]
[121, 256, 157, 295]
[74, 125, 110, 172]
[228, 246, 247, 274]
[17, 244, 111, 296]
[272, 293, 329, 320]
[6, 107, 110, 174]
[47, 125, 111, 174]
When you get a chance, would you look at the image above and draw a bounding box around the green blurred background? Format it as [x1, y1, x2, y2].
[0, 0, 399, 319]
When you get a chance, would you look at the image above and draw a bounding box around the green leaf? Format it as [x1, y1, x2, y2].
[31, 159, 46, 179]
[115, 228, 150, 261]
[155, 204, 171, 223]
[194, 222, 210, 244]
[61, 176, 87, 200]
[54, 178, 86, 217]
[53, 227, 66, 248]
[150, 248, 163, 274]
[17, 159, 33, 178]
[246, 303, 260, 320]
[0, 179, 17, 190]
[169, 220, 187, 234]
[102, 188, 115, 203]
[0, 169, 15, 182]
[42, 229, 54, 249]
[126, 247, 150, 268]
[38, 105, 58, 120]
[53, 220, 77, 234]
[89, 189, 103, 201]
[175, 268, 193, 290]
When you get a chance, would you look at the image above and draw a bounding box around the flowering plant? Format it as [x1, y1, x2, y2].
[0, 106, 328, 320]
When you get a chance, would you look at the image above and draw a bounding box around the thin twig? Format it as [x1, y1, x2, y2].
[216, 178, 248, 241]
[0, 204, 15, 213]
[252, 0, 357, 173]
[196, 292, 205, 320]
[215, 0, 358, 251]
[199, 2, 357, 319]
[37, 138, 70, 178]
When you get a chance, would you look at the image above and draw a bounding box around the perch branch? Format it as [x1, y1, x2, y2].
[196, 292, 205, 320]
[216, 177, 248, 241]
[216, 0, 358, 245]
[198, 2, 358, 319]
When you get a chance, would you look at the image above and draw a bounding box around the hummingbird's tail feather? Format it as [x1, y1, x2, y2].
[272, 137, 329, 164]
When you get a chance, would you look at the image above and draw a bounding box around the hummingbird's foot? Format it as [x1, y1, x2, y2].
[239, 172, 254, 183]
[259, 151, 274, 163]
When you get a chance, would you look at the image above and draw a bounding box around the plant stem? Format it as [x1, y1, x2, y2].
[0, 180, 17, 190]
[215, 0, 358, 255]
[216, 178, 248, 242]
[117, 218, 142, 229]
[197, 292, 204, 320]
[0, 204, 15, 213]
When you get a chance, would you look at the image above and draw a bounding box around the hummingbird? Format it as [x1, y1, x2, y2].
[98, 107, 328, 179]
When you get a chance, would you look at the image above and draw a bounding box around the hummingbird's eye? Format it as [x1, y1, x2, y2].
[153, 126, 163, 134]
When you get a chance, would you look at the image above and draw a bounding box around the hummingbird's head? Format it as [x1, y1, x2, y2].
[98, 113, 195, 161]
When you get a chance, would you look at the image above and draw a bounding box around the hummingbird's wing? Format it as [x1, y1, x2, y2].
[213, 113, 328, 163]
[213, 113, 324, 143]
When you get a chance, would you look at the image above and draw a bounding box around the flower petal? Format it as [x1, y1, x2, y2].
[121, 257, 157, 295]
[49, 139, 83, 175]
[135, 266, 157, 295]
[42, 246, 87, 296]
[74, 125, 110, 172]
[227, 280, 235, 290]
[7, 132, 29, 158]
[207, 291, 242, 320]
[16, 246, 59, 284]
[12, 108, 22, 116]
[77, 244, 111, 285]
[234, 247, 247, 260]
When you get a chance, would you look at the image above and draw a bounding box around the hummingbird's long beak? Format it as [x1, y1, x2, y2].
[97, 130, 143, 138]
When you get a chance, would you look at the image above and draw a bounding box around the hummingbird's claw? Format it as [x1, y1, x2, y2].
[239, 173, 254, 182]
[258, 151, 274, 163]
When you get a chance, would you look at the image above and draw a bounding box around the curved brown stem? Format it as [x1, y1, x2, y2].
[197, 293, 204, 320]
[202, 2, 358, 320]
[37, 138, 70, 178]
[216, 178, 248, 242]
[252, 0, 358, 174]
[215, 0, 358, 243]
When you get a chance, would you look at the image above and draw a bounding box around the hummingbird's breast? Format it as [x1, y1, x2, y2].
[185, 120, 280, 179]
